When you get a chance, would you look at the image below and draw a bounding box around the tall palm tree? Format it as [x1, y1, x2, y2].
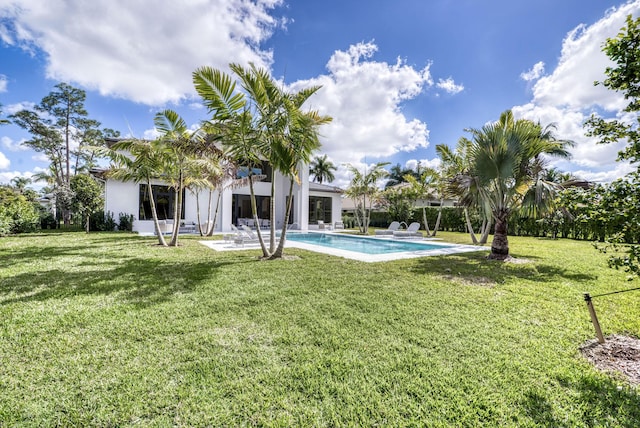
[194, 63, 331, 259]
[437, 138, 491, 244]
[310, 154, 337, 184]
[106, 138, 171, 246]
[154, 109, 206, 247]
[462, 110, 573, 260]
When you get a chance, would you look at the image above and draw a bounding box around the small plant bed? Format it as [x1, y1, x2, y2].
[581, 335, 640, 387]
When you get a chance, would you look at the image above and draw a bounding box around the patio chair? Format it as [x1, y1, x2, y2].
[375, 221, 401, 236]
[334, 221, 344, 230]
[393, 222, 422, 238]
[317, 220, 332, 230]
[234, 225, 260, 246]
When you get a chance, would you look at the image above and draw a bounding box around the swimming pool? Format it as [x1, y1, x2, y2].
[286, 232, 451, 254]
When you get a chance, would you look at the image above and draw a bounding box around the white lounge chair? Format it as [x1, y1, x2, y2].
[375, 221, 401, 236]
[334, 221, 344, 230]
[317, 220, 332, 230]
[393, 222, 422, 238]
[234, 225, 260, 246]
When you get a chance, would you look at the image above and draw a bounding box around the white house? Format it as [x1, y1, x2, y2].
[93, 160, 343, 234]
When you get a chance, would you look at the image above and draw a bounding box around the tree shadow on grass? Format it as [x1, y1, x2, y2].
[409, 252, 596, 284]
[521, 375, 640, 427]
[0, 257, 240, 308]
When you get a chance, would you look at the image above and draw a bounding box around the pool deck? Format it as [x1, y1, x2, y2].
[199, 231, 486, 262]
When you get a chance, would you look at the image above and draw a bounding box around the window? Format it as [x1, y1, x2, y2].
[309, 196, 332, 224]
[139, 184, 184, 220]
[236, 161, 272, 182]
[232, 195, 270, 224]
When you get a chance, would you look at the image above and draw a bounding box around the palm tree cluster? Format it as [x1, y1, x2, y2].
[444, 110, 574, 260]
[106, 63, 331, 257]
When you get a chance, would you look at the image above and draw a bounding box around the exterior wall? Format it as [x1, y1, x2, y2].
[103, 165, 317, 234]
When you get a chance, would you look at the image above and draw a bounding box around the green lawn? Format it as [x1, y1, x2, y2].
[1, 232, 638, 426]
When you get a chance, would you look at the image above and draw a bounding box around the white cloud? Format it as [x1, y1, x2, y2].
[1, 136, 28, 151]
[4, 101, 36, 114]
[405, 158, 441, 171]
[31, 153, 49, 163]
[288, 42, 433, 188]
[0, 0, 285, 105]
[0, 151, 9, 169]
[0, 74, 7, 92]
[513, 1, 640, 182]
[520, 61, 545, 82]
[436, 77, 464, 94]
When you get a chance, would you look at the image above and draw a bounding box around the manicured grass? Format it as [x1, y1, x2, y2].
[1, 231, 638, 426]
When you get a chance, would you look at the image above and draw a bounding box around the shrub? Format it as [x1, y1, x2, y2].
[0, 186, 40, 235]
[90, 211, 117, 231]
[118, 212, 135, 232]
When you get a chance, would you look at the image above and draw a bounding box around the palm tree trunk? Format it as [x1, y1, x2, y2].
[269, 178, 276, 253]
[207, 190, 220, 237]
[169, 174, 183, 246]
[479, 215, 492, 244]
[249, 175, 270, 258]
[270, 179, 295, 259]
[148, 179, 167, 246]
[194, 188, 204, 236]
[430, 200, 444, 237]
[489, 210, 509, 260]
[422, 207, 432, 236]
[464, 208, 479, 244]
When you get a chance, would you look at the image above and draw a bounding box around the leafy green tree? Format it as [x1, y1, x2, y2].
[0, 186, 40, 235]
[10, 83, 119, 224]
[462, 110, 573, 259]
[70, 174, 104, 233]
[584, 14, 640, 277]
[379, 185, 413, 224]
[344, 162, 389, 234]
[310, 154, 337, 184]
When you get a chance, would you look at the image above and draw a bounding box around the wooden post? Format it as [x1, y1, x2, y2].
[584, 293, 605, 344]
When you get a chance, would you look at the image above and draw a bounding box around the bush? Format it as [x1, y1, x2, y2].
[0, 186, 40, 235]
[118, 212, 135, 232]
[39, 210, 57, 230]
[90, 211, 117, 231]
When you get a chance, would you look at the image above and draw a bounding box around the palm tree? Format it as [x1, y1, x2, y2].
[437, 138, 491, 244]
[403, 165, 439, 236]
[10, 177, 32, 193]
[344, 162, 389, 234]
[462, 110, 573, 260]
[194, 63, 331, 259]
[310, 154, 337, 184]
[154, 109, 206, 247]
[106, 138, 171, 246]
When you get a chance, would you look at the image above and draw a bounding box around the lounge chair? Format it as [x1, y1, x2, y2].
[393, 222, 422, 238]
[234, 225, 260, 246]
[317, 220, 332, 230]
[375, 221, 401, 236]
[334, 221, 344, 230]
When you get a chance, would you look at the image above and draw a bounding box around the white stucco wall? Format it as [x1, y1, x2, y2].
[102, 164, 333, 235]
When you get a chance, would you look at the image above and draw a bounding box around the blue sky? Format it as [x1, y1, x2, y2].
[0, 0, 638, 188]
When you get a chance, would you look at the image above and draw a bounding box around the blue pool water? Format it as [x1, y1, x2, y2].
[285, 232, 453, 255]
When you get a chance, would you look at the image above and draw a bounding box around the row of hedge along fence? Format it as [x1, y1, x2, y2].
[342, 205, 640, 243]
